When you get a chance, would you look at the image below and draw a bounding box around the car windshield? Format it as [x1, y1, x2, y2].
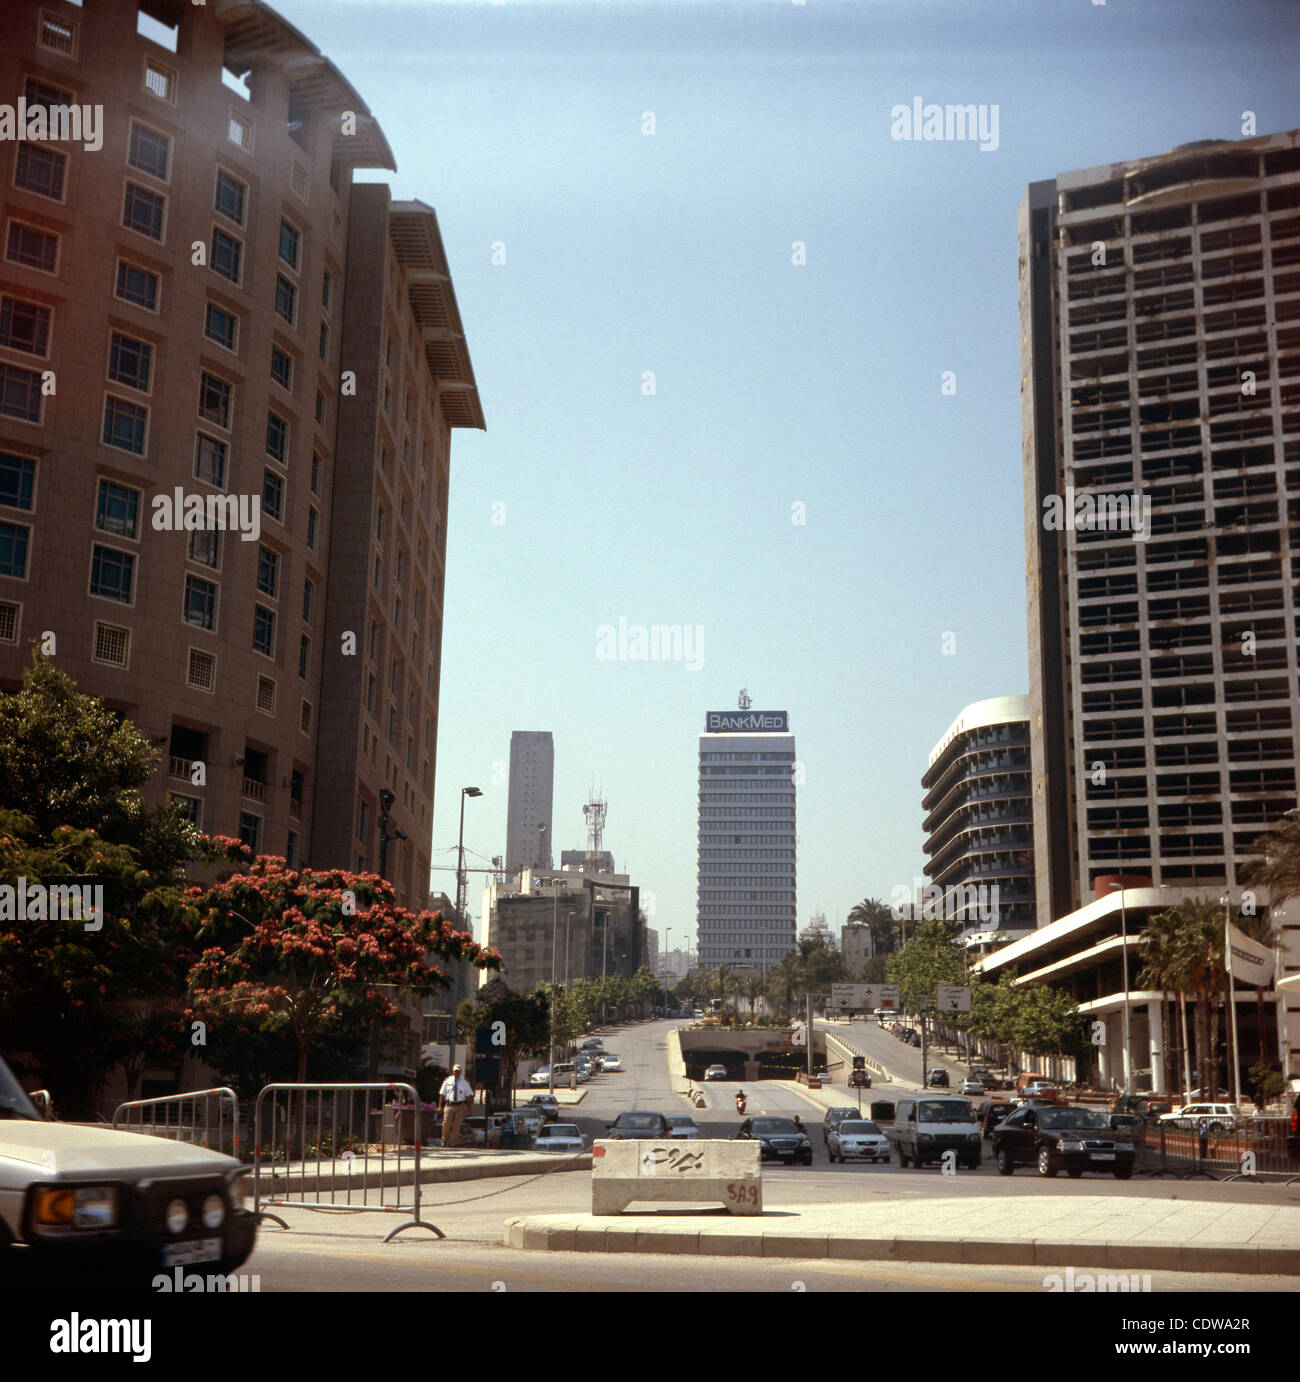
[1040, 1107, 1111, 1131]
[839, 1122, 881, 1135]
[0, 1056, 39, 1120]
[615, 1114, 662, 1130]
[751, 1118, 800, 1134]
[918, 1102, 977, 1123]
[829, 1108, 856, 1120]
[547, 1125, 580, 1137]
[666, 1117, 696, 1128]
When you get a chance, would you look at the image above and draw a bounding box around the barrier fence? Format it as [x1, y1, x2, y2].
[112, 1086, 241, 1157]
[252, 1081, 442, 1242]
[1136, 1117, 1299, 1179]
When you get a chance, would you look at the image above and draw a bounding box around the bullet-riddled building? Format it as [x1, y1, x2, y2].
[0, 0, 482, 909]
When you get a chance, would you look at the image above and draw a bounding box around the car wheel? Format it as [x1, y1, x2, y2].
[1037, 1146, 1057, 1177]
[996, 1147, 1014, 1176]
[1113, 1167, 1134, 1180]
[1067, 1168, 1083, 1178]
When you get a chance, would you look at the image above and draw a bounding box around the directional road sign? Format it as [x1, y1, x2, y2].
[936, 984, 972, 1013]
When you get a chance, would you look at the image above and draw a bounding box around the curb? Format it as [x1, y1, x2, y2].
[501, 1216, 1300, 1275]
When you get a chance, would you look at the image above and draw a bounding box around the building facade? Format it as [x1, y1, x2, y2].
[840, 921, 872, 973]
[696, 708, 797, 971]
[0, 0, 482, 911]
[505, 730, 554, 874]
[922, 695, 1037, 933]
[1021, 130, 1300, 919]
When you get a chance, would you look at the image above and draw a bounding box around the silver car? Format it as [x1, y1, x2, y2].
[665, 1115, 700, 1139]
[827, 1119, 890, 1163]
[534, 1123, 585, 1154]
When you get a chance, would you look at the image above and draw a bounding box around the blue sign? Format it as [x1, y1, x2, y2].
[706, 710, 789, 732]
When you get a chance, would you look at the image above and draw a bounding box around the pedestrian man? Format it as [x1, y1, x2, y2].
[438, 1064, 474, 1148]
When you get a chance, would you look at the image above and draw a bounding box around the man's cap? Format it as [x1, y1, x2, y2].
[453, 1063, 462, 1070]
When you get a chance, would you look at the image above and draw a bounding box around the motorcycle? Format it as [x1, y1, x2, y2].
[735, 1092, 747, 1114]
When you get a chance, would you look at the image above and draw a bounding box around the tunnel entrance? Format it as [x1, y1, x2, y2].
[684, 1049, 747, 1082]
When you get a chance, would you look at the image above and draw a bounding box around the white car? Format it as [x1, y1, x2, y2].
[1159, 1102, 1241, 1132]
[665, 1115, 700, 1139]
[528, 1068, 552, 1087]
[703, 1064, 727, 1081]
[827, 1119, 890, 1163]
[534, 1123, 585, 1154]
[598, 1054, 623, 1072]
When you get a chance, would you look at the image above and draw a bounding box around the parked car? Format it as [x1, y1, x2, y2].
[976, 1099, 1015, 1138]
[534, 1123, 585, 1154]
[927, 1068, 950, 1088]
[827, 1119, 889, 1163]
[693, 1009, 704, 1019]
[822, 1107, 861, 1144]
[581, 1038, 604, 1052]
[735, 1116, 813, 1165]
[1109, 1113, 1144, 1138]
[551, 1062, 577, 1085]
[0, 1054, 256, 1285]
[908, 1034, 922, 1047]
[1021, 1081, 1059, 1103]
[993, 1103, 1136, 1179]
[597, 1054, 624, 1073]
[461, 1116, 503, 1148]
[605, 1111, 673, 1140]
[703, 1064, 728, 1081]
[957, 1079, 985, 1097]
[888, 1095, 981, 1169]
[665, 1115, 700, 1139]
[528, 1067, 553, 1087]
[524, 1094, 560, 1122]
[1158, 1103, 1242, 1133]
[511, 1107, 544, 1137]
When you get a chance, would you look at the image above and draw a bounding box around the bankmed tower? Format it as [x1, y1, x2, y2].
[695, 693, 797, 973]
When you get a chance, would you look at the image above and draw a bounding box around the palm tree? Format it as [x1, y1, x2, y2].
[742, 974, 765, 1021]
[1137, 907, 1183, 1093]
[848, 897, 897, 956]
[1151, 898, 1231, 1098]
[1245, 814, 1300, 906]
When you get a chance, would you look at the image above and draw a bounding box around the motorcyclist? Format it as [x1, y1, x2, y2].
[735, 1088, 747, 1108]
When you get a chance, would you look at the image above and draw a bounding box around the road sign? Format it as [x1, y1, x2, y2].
[936, 984, 972, 1013]
[831, 983, 869, 1010]
[879, 984, 900, 1011]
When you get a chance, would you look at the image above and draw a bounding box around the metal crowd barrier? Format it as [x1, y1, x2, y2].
[1137, 1117, 1299, 1180]
[112, 1087, 240, 1157]
[252, 1082, 443, 1242]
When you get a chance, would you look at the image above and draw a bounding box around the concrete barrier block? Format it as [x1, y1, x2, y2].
[591, 1139, 761, 1215]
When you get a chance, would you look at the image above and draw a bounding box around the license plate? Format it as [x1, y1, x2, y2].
[1090, 1153, 1116, 1161]
[162, 1237, 223, 1267]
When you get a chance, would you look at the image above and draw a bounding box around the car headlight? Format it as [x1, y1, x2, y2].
[918, 1133, 934, 1141]
[32, 1185, 120, 1229]
[1059, 1140, 1085, 1152]
[165, 1198, 190, 1234]
[202, 1193, 226, 1229]
[1113, 1142, 1133, 1152]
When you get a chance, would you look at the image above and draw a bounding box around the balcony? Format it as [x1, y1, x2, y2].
[242, 777, 266, 802]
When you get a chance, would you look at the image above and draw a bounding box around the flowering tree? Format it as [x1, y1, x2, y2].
[186, 856, 499, 1083]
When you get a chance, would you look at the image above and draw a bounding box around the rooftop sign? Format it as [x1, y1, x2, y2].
[705, 711, 789, 732]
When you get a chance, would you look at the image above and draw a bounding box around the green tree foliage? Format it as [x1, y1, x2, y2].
[847, 896, 898, 955]
[885, 918, 966, 1002]
[456, 988, 550, 1093]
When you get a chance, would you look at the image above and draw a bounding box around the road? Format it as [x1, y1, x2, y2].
[234, 1018, 1300, 1290]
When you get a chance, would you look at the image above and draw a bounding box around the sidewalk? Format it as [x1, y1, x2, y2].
[503, 1192, 1300, 1275]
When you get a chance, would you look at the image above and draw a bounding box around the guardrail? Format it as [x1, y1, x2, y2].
[112, 1086, 240, 1156]
[252, 1081, 443, 1242]
[1136, 1117, 1299, 1180]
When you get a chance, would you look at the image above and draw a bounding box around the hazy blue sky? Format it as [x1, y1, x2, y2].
[277, 0, 1299, 946]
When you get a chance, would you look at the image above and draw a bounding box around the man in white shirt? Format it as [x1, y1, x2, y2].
[438, 1064, 474, 1148]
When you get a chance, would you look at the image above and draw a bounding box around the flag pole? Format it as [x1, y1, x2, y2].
[1223, 896, 1243, 1111]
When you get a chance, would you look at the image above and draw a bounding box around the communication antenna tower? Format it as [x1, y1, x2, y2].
[583, 785, 607, 874]
[738, 688, 752, 710]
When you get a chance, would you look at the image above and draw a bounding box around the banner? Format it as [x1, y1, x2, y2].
[1226, 922, 1275, 988]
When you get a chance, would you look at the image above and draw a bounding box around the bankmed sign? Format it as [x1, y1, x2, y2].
[706, 711, 789, 732]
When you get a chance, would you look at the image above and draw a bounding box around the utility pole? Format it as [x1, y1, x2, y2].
[450, 787, 482, 1075]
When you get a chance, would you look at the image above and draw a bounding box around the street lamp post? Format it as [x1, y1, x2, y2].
[663, 928, 672, 1015]
[1107, 882, 1133, 1097]
[547, 874, 559, 1093]
[1222, 893, 1243, 1111]
[450, 786, 482, 1074]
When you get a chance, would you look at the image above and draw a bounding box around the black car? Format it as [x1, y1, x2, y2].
[993, 1103, 1137, 1179]
[927, 1068, 949, 1087]
[976, 1099, 1014, 1138]
[735, 1116, 813, 1165]
[604, 1111, 672, 1140]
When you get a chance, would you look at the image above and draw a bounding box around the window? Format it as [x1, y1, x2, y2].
[102, 397, 148, 454]
[187, 647, 216, 691]
[0, 299, 50, 356]
[285, 830, 297, 866]
[366, 674, 375, 712]
[298, 635, 310, 680]
[6, 223, 57, 273]
[266, 412, 288, 463]
[194, 433, 227, 488]
[38, 12, 78, 57]
[0, 365, 42, 422]
[170, 794, 200, 826]
[274, 274, 296, 325]
[92, 622, 130, 668]
[228, 112, 252, 151]
[300, 699, 312, 735]
[369, 621, 379, 660]
[90, 545, 134, 602]
[211, 228, 241, 283]
[128, 123, 170, 181]
[302, 578, 313, 622]
[183, 575, 216, 630]
[262, 469, 284, 522]
[95, 480, 139, 538]
[204, 302, 236, 351]
[15, 146, 66, 201]
[271, 346, 291, 390]
[198, 372, 231, 430]
[306, 507, 317, 550]
[256, 676, 276, 715]
[115, 261, 158, 311]
[122, 183, 165, 240]
[373, 554, 382, 589]
[188, 528, 220, 569]
[322, 270, 332, 310]
[108, 333, 152, 392]
[279, 219, 301, 269]
[314, 390, 325, 425]
[238, 812, 261, 853]
[291, 160, 309, 202]
[310, 453, 321, 494]
[253, 605, 275, 656]
[318, 321, 328, 362]
[0, 522, 29, 579]
[144, 58, 176, 103]
[390, 658, 400, 695]
[214, 170, 245, 225]
[375, 506, 384, 542]
[0, 455, 35, 510]
[256, 545, 279, 597]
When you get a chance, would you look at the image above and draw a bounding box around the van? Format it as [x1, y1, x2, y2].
[889, 1094, 982, 1169]
[551, 1062, 577, 1083]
